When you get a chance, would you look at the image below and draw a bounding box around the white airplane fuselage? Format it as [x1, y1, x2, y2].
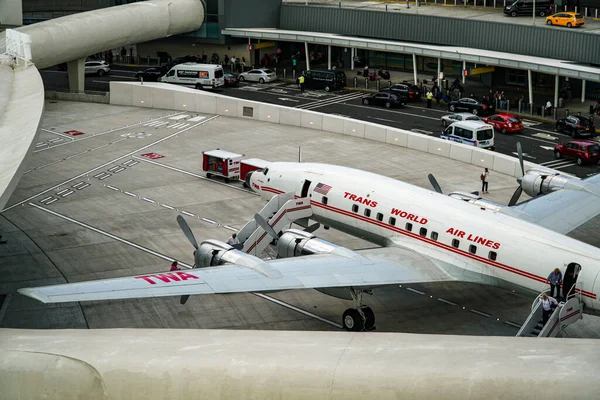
[249, 162, 600, 315]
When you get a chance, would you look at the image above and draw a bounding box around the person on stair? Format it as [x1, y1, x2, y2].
[541, 294, 558, 325]
[547, 268, 563, 300]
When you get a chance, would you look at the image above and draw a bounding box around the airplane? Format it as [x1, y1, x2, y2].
[18, 146, 600, 331]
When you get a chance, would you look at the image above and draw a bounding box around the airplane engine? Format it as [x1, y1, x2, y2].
[519, 169, 583, 198]
[276, 229, 342, 258]
[448, 191, 506, 212]
[195, 239, 257, 268]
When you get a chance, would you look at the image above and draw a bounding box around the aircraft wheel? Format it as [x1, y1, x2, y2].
[342, 308, 364, 331]
[554, 150, 561, 159]
[361, 306, 375, 330]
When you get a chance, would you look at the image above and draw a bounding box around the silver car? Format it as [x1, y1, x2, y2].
[441, 112, 481, 127]
[85, 61, 111, 76]
[238, 68, 276, 84]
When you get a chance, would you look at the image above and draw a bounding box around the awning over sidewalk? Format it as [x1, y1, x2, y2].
[222, 28, 600, 83]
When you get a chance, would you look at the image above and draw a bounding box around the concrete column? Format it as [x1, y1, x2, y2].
[328, 45, 331, 70]
[437, 57, 441, 81]
[412, 53, 417, 84]
[305, 42, 310, 71]
[554, 74, 559, 111]
[527, 69, 533, 112]
[581, 79, 586, 103]
[350, 48, 354, 70]
[67, 57, 86, 93]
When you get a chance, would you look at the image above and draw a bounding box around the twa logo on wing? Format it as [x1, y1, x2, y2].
[134, 271, 199, 285]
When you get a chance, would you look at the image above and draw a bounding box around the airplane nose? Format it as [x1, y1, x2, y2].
[245, 171, 255, 191]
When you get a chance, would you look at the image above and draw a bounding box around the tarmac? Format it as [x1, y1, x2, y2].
[1, 99, 599, 338]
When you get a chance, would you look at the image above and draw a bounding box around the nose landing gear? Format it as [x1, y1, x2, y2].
[342, 288, 376, 331]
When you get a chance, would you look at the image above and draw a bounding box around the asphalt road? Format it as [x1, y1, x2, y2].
[40, 68, 600, 179]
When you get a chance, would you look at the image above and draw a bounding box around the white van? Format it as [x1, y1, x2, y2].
[441, 120, 495, 150]
[160, 63, 224, 89]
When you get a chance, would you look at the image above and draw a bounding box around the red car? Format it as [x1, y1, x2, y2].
[554, 140, 600, 165]
[482, 113, 524, 134]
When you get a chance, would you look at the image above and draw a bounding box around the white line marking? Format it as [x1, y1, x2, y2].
[55, 189, 70, 196]
[142, 197, 155, 203]
[71, 182, 86, 189]
[504, 320, 522, 328]
[98, 174, 111, 180]
[106, 185, 120, 191]
[39, 196, 53, 203]
[74, 183, 90, 190]
[161, 204, 175, 210]
[437, 298, 457, 306]
[2, 116, 219, 212]
[40, 128, 76, 141]
[29, 203, 192, 267]
[124, 191, 138, 197]
[223, 225, 238, 231]
[168, 115, 189, 120]
[170, 123, 185, 129]
[470, 309, 492, 318]
[406, 287, 425, 295]
[44, 198, 58, 205]
[201, 218, 216, 224]
[188, 116, 206, 122]
[180, 210, 195, 217]
[344, 103, 440, 121]
[252, 293, 342, 329]
[60, 190, 75, 197]
[112, 167, 126, 173]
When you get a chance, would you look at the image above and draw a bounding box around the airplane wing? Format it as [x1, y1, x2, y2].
[18, 247, 464, 304]
[511, 174, 600, 234]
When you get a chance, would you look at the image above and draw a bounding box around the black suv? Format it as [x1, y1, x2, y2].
[555, 116, 596, 138]
[362, 93, 406, 109]
[448, 97, 495, 116]
[380, 83, 420, 101]
[303, 69, 347, 92]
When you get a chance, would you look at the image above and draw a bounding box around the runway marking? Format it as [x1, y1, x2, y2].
[2, 116, 219, 213]
[55, 188, 71, 196]
[60, 190, 75, 198]
[180, 210, 195, 217]
[168, 115, 190, 120]
[123, 159, 139, 167]
[28, 202, 193, 267]
[541, 159, 576, 168]
[252, 293, 343, 329]
[436, 298, 457, 306]
[73, 182, 90, 190]
[406, 287, 425, 295]
[201, 218, 216, 224]
[470, 309, 493, 318]
[34, 111, 187, 153]
[296, 92, 364, 110]
[142, 197, 155, 203]
[188, 116, 206, 122]
[504, 320, 523, 328]
[124, 191, 138, 197]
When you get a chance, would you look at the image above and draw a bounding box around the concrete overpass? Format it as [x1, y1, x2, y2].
[0, 0, 204, 211]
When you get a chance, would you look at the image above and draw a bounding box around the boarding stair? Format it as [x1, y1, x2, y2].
[238, 192, 313, 257]
[516, 283, 584, 338]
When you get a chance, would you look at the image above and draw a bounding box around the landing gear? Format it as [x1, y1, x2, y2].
[342, 288, 376, 331]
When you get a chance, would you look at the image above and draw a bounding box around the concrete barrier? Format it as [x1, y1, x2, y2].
[45, 91, 110, 104]
[109, 82, 522, 178]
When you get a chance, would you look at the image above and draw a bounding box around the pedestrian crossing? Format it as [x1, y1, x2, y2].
[540, 159, 576, 170]
[142, 115, 200, 130]
[295, 92, 364, 110]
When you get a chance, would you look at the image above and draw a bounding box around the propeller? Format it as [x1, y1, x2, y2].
[176, 215, 203, 305]
[428, 173, 443, 194]
[508, 142, 526, 207]
[254, 213, 279, 239]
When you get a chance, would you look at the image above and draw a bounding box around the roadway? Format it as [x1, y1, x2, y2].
[40, 67, 600, 180]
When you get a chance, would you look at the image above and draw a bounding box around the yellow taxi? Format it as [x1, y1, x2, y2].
[546, 12, 585, 28]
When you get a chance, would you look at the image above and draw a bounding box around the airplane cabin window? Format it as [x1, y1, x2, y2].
[469, 245, 477, 254]
[364, 208, 371, 217]
[352, 204, 359, 213]
[376, 213, 383, 222]
[489, 251, 497, 261]
[430, 231, 438, 241]
[322, 196, 328, 205]
[389, 217, 396, 226]
[419, 227, 427, 237]
[452, 239, 460, 248]
[405, 223, 413, 232]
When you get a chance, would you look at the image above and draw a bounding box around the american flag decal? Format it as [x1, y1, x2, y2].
[313, 183, 332, 195]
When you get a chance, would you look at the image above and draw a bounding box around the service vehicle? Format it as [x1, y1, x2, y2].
[554, 140, 600, 165]
[303, 69, 347, 92]
[546, 12, 585, 28]
[362, 92, 406, 109]
[482, 113, 524, 134]
[84, 60, 110, 76]
[555, 115, 596, 137]
[441, 120, 495, 150]
[448, 97, 495, 116]
[160, 63, 224, 89]
[441, 112, 481, 127]
[238, 68, 276, 84]
[504, 0, 552, 17]
[240, 158, 269, 187]
[380, 83, 419, 101]
[202, 149, 244, 183]
[135, 68, 162, 82]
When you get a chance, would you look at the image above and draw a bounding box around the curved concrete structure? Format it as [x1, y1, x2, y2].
[0, 59, 44, 210]
[3, 0, 204, 69]
[1, 328, 599, 399]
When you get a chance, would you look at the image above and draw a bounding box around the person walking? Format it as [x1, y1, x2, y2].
[481, 168, 489, 194]
[547, 268, 563, 300]
[426, 89, 433, 108]
[170, 261, 180, 271]
[545, 100, 552, 117]
[292, 56, 297, 73]
[541, 294, 558, 325]
[230, 55, 237, 72]
[226, 233, 240, 246]
[299, 73, 306, 92]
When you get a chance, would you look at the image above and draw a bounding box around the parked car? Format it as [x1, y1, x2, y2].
[447, 97, 494, 116]
[482, 113, 524, 134]
[504, 0, 552, 17]
[555, 115, 596, 137]
[362, 92, 406, 109]
[84, 61, 110, 76]
[303, 69, 346, 92]
[223, 73, 239, 87]
[554, 140, 600, 165]
[441, 112, 481, 127]
[546, 12, 584, 28]
[238, 68, 276, 83]
[134, 68, 162, 82]
[379, 83, 419, 101]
